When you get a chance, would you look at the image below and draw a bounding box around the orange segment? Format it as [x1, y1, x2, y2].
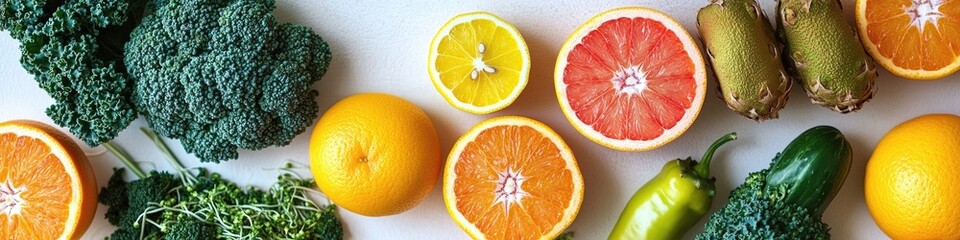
[857, 0, 960, 79]
[444, 116, 583, 240]
[0, 120, 97, 239]
[555, 7, 706, 152]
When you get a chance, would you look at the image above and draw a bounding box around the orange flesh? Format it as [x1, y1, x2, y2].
[453, 125, 575, 239]
[0, 133, 70, 239]
[865, 0, 960, 70]
[563, 17, 696, 141]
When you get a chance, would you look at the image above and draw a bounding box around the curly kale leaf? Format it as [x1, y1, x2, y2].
[125, 0, 332, 162]
[696, 170, 830, 240]
[0, 0, 145, 146]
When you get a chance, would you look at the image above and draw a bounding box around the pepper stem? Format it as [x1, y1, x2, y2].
[693, 132, 737, 179]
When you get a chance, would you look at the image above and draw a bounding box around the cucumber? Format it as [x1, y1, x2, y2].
[765, 125, 852, 215]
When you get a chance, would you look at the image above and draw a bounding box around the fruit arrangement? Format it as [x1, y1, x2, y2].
[1, 1, 959, 239]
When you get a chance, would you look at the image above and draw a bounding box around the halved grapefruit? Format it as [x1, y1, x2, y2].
[555, 7, 707, 151]
[443, 116, 583, 240]
[0, 120, 98, 239]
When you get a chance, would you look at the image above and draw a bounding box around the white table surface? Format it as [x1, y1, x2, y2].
[2, 0, 953, 239]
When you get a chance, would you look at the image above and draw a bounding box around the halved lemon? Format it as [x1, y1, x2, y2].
[443, 116, 583, 240]
[0, 120, 98, 239]
[856, 0, 960, 80]
[428, 12, 530, 114]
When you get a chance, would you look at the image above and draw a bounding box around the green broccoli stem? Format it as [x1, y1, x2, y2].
[102, 142, 148, 179]
[140, 127, 197, 183]
[693, 132, 738, 179]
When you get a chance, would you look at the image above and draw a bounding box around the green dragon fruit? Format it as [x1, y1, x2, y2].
[698, 0, 792, 121]
[778, 0, 878, 113]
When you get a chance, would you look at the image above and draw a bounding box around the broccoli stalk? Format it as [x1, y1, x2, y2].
[99, 128, 343, 239]
[0, 0, 146, 146]
[695, 170, 830, 239]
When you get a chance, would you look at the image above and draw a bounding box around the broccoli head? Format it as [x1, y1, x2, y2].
[99, 169, 182, 240]
[124, 0, 332, 162]
[98, 168, 130, 225]
[0, 0, 145, 146]
[163, 218, 217, 240]
[696, 170, 830, 240]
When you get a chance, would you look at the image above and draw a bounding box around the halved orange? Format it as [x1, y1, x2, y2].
[555, 7, 707, 152]
[856, 0, 960, 80]
[0, 120, 97, 239]
[443, 116, 583, 240]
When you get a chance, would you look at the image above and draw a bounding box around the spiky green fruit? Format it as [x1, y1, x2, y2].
[778, 0, 878, 113]
[698, 0, 791, 121]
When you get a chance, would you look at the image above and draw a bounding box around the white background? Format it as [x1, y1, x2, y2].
[1, 0, 954, 239]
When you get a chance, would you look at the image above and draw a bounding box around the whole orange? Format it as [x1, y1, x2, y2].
[865, 114, 960, 239]
[309, 93, 441, 216]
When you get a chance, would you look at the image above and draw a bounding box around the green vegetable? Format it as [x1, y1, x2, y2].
[697, 126, 852, 239]
[554, 232, 575, 240]
[0, 0, 146, 146]
[609, 133, 737, 240]
[98, 128, 343, 239]
[124, 0, 333, 162]
[696, 170, 830, 239]
[698, 0, 791, 121]
[98, 168, 180, 239]
[778, 0, 878, 113]
[766, 125, 852, 215]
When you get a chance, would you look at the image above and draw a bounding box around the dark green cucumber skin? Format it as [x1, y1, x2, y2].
[766, 125, 852, 216]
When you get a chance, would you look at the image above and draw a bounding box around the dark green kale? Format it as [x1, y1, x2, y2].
[0, 0, 145, 146]
[696, 170, 830, 240]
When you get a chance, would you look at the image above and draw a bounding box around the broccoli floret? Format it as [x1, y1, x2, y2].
[98, 168, 130, 225]
[124, 0, 332, 162]
[314, 204, 345, 240]
[696, 170, 830, 240]
[100, 169, 181, 240]
[163, 218, 216, 240]
[0, 0, 144, 146]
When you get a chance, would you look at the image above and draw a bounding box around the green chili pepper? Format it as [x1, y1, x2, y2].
[609, 133, 737, 240]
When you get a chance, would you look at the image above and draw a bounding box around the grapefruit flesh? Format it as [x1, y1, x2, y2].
[555, 7, 706, 151]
